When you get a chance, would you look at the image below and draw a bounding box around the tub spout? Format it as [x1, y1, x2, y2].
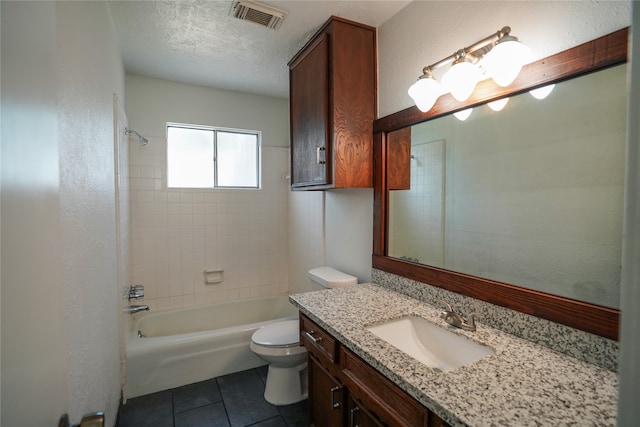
[126, 305, 149, 314]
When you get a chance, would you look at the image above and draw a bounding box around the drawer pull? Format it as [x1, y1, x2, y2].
[304, 330, 323, 344]
[316, 146, 326, 164]
[330, 386, 341, 409]
[350, 406, 360, 427]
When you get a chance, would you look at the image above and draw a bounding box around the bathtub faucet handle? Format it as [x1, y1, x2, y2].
[128, 285, 144, 300]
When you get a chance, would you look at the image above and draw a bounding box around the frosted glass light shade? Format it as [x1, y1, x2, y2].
[453, 108, 473, 121]
[408, 77, 444, 112]
[442, 61, 482, 102]
[482, 40, 533, 87]
[530, 84, 555, 100]
[488, 98, 509, 111]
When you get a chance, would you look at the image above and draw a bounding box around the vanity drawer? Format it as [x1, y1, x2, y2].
[340, 346, 430, 427]
[300, 313, 338, 365]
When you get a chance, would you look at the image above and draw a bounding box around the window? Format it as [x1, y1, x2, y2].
[167, 123, 260, 189]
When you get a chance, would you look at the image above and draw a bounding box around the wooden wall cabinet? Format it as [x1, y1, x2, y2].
[300, 313, 449, 427]
[288, 16, 376, 190]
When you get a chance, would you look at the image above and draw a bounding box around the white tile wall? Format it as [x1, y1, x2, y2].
[389, 139, 445, 266]
[129, 138, 290, 310]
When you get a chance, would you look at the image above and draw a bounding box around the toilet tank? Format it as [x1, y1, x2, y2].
[308, 267, 357, 289]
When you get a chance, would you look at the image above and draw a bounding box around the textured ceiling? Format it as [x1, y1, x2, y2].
[108, 0, 410, 98]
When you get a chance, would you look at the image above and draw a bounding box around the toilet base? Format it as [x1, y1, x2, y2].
[264, 362, 308, 406]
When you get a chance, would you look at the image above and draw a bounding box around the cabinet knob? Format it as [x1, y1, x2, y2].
[316, 146, 326, 164]
[330, 386, 341, 409]
[350, 406, 360, 427]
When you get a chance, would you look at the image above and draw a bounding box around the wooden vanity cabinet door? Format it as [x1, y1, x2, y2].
[340, 347, 429, 427]
[347, 394, 384, 427]
[309, 354, 345, 427]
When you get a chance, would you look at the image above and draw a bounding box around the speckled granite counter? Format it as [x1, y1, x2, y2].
[289, 284, 618, 427]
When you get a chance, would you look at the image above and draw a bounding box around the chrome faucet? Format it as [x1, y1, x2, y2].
[440, 302, 477, 331]
[126, 305, 149, 314]
[128, 285, 144, 300]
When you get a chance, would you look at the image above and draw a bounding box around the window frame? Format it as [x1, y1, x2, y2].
[166, 122, 261, 190]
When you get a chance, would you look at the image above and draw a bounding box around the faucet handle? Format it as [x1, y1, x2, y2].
[128, 285, 144, 300]
[440, 301, 453, 312]
[462, 313, 478, 331]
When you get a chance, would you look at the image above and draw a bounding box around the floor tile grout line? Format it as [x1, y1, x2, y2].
[215, 376, 234, 427]
[171, 389, 176, 427]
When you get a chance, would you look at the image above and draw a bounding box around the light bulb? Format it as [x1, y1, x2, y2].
[482, 39, 533, 87]
[408, 76, 444, 112]
[442, 60, 482, 102]
[488, 98, 509, 111]
[453, 108, 473, 121]
[530, 84, 555, 100]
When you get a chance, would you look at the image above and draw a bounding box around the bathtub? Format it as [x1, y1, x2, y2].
[125, 295, 299, 398]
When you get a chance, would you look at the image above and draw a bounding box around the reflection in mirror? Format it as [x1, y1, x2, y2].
[388, 64, 627, 309]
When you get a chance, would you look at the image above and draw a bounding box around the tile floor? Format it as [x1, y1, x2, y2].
[116, 366, 309, 427]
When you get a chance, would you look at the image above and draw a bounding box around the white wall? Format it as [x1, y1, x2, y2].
[288, 191, 325, 293]
[618, 3, 640, 423]
[125, 75, 290, 310]
[1, 2, 125, 426]
[325, 189, 373, 283]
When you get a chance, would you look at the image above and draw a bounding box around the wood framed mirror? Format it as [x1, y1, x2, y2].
[373, 28, 628, 340]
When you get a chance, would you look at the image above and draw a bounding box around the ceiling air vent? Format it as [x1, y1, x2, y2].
[231, 1, 287, 30]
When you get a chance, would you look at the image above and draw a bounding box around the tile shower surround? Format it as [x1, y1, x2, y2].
[372, 269, 618, 371]
[129, 141, 290, 311]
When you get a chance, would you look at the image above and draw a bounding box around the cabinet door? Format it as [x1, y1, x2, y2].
[347, 395, 384, 427]
[341, 347, 429, 427]
[387, 127, 412, 190]
[309, 354, 344, 427]
[289, 33, 330, 188]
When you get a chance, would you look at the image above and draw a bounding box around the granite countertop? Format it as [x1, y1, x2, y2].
[289, 284, 618, 427]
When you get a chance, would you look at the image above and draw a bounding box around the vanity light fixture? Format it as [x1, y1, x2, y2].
[530, 84, 556, 100]
[453, 108, 473, 121]
[408, 26, 532, 112]
[407, 68, 444, 112]
[442, 53, 483, 102]
[487, 98, 509, 111]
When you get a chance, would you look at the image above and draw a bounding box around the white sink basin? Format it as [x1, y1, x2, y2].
[366, 316, 494, 372]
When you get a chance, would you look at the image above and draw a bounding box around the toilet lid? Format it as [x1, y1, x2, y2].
[252, 320, 300, 347]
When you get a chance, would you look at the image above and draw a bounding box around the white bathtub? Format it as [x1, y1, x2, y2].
[125, 295, 299, 398]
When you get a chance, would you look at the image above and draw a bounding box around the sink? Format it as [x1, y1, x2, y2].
[366, 316, 494, 372]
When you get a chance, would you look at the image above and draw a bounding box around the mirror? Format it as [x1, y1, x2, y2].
[388, 64, 626, 309]
[373, 28, 628, 340]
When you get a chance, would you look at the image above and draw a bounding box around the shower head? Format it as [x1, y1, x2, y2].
[125, 127, 149, 146]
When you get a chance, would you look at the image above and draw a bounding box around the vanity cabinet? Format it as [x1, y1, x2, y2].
[299, 313, 449, 427]
[288, 16, 376, 190]
[300, 314, 344, 426]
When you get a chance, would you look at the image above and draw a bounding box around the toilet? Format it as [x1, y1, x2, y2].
[250, 266, 357, 405]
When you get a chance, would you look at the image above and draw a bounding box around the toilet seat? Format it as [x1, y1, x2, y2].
[252, 320, 300, 348]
